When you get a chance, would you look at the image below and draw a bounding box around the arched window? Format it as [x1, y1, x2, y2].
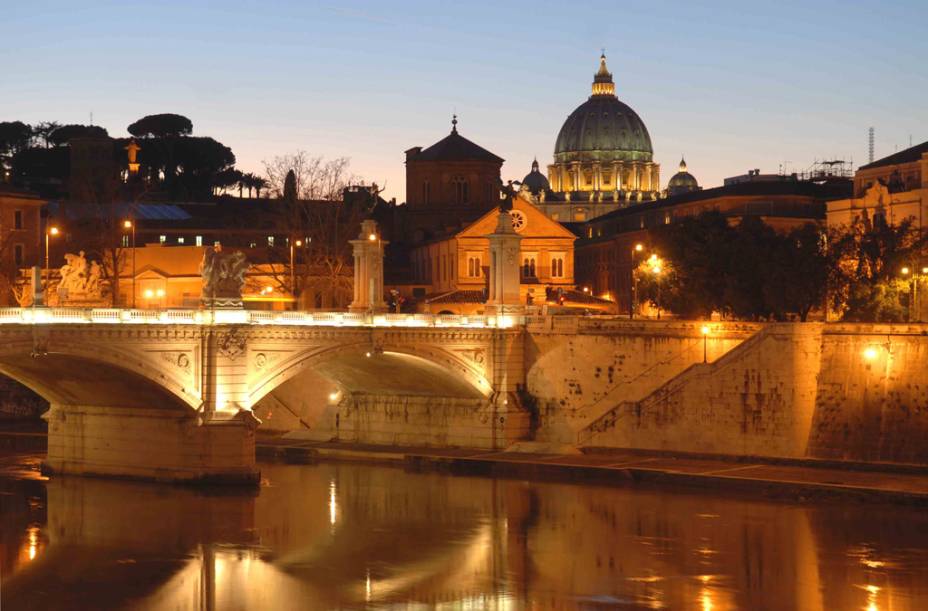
[522, 256, 536, 279]
[467, 254, 482, 278]
[451, 176, 468, 204]
[551, 256, 565, 278]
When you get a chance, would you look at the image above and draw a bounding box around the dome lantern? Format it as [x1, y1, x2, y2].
[591, 53, 615, 97]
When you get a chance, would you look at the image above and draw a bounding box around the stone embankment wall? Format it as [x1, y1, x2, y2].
[524, 317, 762, 444]
[543, 320, 928, 465]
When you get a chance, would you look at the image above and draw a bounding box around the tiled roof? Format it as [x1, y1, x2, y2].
[410, 131, 503, 163]
[859, 140, 928, 171]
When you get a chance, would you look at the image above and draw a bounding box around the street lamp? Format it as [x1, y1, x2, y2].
[45, 226, 59, 295]
[123, 219, 136, 308]
[648, 254, 663, 319]
[701, 324, 710, 363]
[630, 242, 644, 319]
[290, 238, 303, 310]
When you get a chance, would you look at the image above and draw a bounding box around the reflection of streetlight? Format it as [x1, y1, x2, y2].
[123, 219, 136, 308]
[701, 325, 710, 363]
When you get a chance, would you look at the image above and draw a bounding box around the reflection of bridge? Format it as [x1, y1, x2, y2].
[0, 308, 526, 483]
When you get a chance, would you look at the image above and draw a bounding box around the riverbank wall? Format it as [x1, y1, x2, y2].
[526, 320, 928, 466]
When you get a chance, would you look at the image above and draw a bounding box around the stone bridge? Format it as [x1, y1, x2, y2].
[0, 308, 525, 483]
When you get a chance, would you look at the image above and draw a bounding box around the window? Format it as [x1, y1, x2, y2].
[267, 236, 275, 247]
[177, 237, 185, 244]
[467, 253, 482, 278]
[121, 235, 129, 248]
[14, 210, 22, 230]
[551, 253, 565, 278]
[451, 176, 468, 204]
[14, 244, 23, 267]
[522, 255, 537, 279]
[196, 235, 203, 247]
[159, 235, 166, 244]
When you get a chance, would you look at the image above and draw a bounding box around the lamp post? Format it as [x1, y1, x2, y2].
[45, 226, 59, 295]
[290, 238, 302, 310]
[123, 219, 136, 308]
[630, 242, 643, 319]
[648, 253, 663, 319]
[701, 324, 710, 363]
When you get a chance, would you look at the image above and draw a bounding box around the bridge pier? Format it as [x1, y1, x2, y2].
[42, 404, 260, 485]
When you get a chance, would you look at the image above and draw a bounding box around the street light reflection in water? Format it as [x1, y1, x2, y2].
[1, 460, 927, 609]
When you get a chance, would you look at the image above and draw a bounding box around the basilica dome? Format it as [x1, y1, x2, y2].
[554, 54, 654, 164]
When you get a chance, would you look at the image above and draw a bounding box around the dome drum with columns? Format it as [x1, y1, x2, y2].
[523, 54, 661, 223]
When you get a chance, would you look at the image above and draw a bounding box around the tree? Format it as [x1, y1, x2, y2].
[213, 167, 243, 196]
[0, 121, 33, 180]
[263, 152, 356, 200]
[48, 124, 108, 147]
[766, 223, 829, 321]
[828, 214, 927, 322]
[127, 114, 193, 139]
[32, 121, 62, 148]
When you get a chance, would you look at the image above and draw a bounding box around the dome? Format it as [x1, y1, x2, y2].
[521, 158, 550, 194]
[667, 157, 699, 195]
[554, 54, 653, 164]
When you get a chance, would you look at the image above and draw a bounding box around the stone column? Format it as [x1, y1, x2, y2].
[485, 210, 523, 316]
[349, 219, 388, 313]
[642, 164, 652, 195]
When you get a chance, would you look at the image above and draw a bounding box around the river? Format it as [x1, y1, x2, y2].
[1, 448, 927, 610]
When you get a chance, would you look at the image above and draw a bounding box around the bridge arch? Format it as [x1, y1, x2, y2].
[249, 340, 491, 408]
[0, 335, 196, 412]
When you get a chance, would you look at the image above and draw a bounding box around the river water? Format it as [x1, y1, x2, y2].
[1, 450, 927, 610]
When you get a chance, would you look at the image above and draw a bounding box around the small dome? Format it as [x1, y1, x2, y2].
[521, 158, 550, 194]
[667, 157, 699, 195]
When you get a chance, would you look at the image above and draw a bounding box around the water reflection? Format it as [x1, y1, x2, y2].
[0, 460, 927, 609]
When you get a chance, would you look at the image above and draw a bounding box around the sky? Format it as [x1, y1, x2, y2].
[3, 0, 927, 201]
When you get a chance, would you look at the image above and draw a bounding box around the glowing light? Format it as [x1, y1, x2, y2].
[901, 266, 910, 275]
[368, 233, 377, 241]
[295, 240, 302, 247]
[635, 243, 644, 252]
[27, 526, 39, 561]
[863, 347, 879, 361]
[582, 286, 589, 293]
[155, 288, 165, 298]
[366, 568, 372, 601]
[922, 267, 928, 275]
[328, 390, 340, 402]
[328, 480, 338, 526]
[365, 351, 372, 358]
[701, 325, 710, 335]
[48, 226, 59, 236]
[123, 220, 133, 229]
[652, 266, 662, 275]
[143, 289, 154, 299]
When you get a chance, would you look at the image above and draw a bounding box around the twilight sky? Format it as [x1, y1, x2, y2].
[3, 0, 927, 200]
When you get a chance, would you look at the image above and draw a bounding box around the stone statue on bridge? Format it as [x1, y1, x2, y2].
[200, 243, 248, 308]
[56, 251, 106, 305]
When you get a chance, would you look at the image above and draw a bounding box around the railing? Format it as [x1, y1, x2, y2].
[0, 307, 522, 329]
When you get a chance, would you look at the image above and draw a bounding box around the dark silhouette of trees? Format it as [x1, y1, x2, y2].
[263, 152, 355, 200]
[32, 121, 62, 148]
[0, 121, 33, 180]
[641, 211, 831, 321]
[127, 114, 193, 139]
[48, 124, 108, 147]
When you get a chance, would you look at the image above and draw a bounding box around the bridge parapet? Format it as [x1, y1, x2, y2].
[0, 307, 521, 328]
